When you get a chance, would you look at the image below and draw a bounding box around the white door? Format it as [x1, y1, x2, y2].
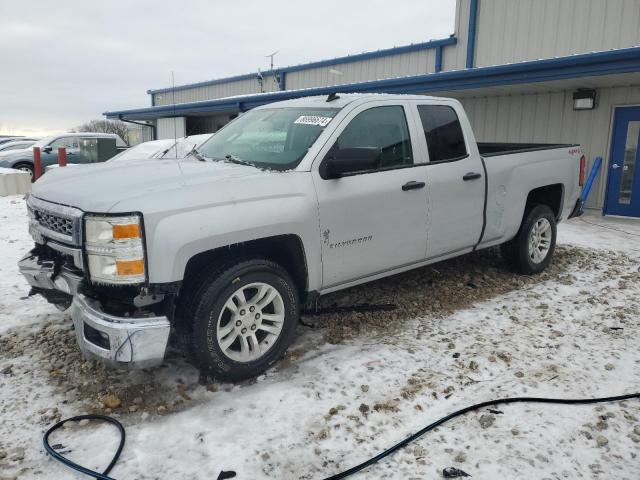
[312, 102, 429, 289]
[409, 101, 485, 258]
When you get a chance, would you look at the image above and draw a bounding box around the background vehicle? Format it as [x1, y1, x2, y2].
[0, 136, 38, 146]
[107, 139, 175, 162]
[108, 134, 213, 162]
[18, 94, 583, 382]
[159, 134, 213, 159]
[0, 139, 38, 152]
[0, 133, 127, 178]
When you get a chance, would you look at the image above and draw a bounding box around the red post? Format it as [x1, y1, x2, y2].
[33, 147, 42, 180]
[58, 147, 67, 167]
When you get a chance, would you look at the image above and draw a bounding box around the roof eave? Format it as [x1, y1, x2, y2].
[105, 47, 640, 121]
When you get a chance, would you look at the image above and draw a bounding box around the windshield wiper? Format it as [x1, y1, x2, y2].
[224, 154, 257, 168]
[189, 147, 207, 162]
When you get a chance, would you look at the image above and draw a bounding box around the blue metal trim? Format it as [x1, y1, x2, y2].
[105, 47, 640, 120]
[435, 45, 443, 73]
[282, 37, 457, 73]
[466, 0, 479, 69]
[147, 37, 457, 95]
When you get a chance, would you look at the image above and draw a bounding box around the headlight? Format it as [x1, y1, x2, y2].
[84, 214, 146, 284]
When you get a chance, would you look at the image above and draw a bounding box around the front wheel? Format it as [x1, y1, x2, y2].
[502, 204, 557, 275]
[13, 162, 34, 181]
[183, 258, 299, 382]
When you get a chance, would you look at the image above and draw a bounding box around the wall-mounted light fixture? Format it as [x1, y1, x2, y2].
[573, 89, 597, 110]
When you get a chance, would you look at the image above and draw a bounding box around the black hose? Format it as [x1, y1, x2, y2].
[43, 414, 125, 480]
[43, 393, 640, 479]
[321, 392, 640, 479]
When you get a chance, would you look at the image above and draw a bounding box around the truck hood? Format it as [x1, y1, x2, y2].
[31, 158, 277, 212]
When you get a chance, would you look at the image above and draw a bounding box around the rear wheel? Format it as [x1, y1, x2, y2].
[13, 162, 34, 181]
[180, 257, 299, 382]
[502, 204, 557, 275]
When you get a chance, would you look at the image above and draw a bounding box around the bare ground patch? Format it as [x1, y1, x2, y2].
[0, 245, 637, 424]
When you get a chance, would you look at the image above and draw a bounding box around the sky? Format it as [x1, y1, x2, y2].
[0, 1, 456, 137]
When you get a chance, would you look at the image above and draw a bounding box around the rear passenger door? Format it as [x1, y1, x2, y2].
[410, 102, 485, 259]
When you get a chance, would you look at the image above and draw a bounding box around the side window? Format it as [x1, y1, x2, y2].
[417, 105, 467, 162]
[50, 137, 79, 149]
[336, 105, 413, 170]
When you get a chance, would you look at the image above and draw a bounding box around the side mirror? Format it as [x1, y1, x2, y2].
[320, 147, 380, 179]
[42, 146, 52, 154]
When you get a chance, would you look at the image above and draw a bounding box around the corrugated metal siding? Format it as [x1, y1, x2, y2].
[285, 49, 437, 90]
[152, 75, 280, 106]
[157, 117, 186, 140]
[474, 0, 640, 67]
[442, 0, 471, 71]
[460, 84, 640, 209]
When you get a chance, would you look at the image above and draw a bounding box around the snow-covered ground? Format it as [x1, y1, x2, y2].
[1, 194, 639, 480]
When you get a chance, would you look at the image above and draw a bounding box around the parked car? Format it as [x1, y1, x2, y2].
[18, 94, 584, 381]
[0, 139, 38, 152]
[108, 134, 213, 162]
[158, 134, 213, 159]
[0, 133, 127, 179]
[108, 139, 176, 162]
[0, 136, 39, 146]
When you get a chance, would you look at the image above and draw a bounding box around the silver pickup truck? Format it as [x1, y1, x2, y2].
[18, 94, 584, 381]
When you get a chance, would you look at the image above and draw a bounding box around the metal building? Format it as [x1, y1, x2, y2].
[105, 0, 640, 217]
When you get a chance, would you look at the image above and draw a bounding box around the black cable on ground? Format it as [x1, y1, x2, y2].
[44, 393, 640, 479]
[302, 303, 397, 316]
[43, 414, 125, 480]
[320, 392, 640, 480]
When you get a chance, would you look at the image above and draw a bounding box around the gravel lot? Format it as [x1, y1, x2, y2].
[1, 195, 639, 479]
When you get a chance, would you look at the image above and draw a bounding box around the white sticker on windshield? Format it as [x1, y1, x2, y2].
[294, 115, 333, 127]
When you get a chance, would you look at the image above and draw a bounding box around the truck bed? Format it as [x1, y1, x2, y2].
[478, 142, 578, 157]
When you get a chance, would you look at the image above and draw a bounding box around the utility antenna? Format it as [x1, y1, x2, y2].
[265, 51, 278, 71]
[171, 71, 177, 158]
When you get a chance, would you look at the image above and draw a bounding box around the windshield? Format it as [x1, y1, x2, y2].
[161, 134, 213, 159]
[32, 136, 58, 148]
[197, 107, 339, 170]
[108, 140, 174, 162]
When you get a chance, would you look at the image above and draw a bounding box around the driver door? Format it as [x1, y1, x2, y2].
[312, 101, 429, 290]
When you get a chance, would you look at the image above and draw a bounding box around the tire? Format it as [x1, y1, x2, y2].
[180, 257, 299, 382]
[13, 162, 34, 181]
[503, 204, 557, 275]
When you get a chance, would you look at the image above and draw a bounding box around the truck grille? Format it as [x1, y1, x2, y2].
[34, 210, 74, 237]
[27, 195, 83, 247]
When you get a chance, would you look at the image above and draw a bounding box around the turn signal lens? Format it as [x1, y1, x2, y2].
[116, 259, 145, 276]
[113, 223, 141, 240]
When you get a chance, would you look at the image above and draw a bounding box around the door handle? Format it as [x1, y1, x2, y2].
[611, 163, 620, 169]
[402, 181, 426, 191]
[463, 172, 482, 181]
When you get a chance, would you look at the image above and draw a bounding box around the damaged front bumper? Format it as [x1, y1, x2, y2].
[71, 294, 170, 368]
[18, 251, 170, 368]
